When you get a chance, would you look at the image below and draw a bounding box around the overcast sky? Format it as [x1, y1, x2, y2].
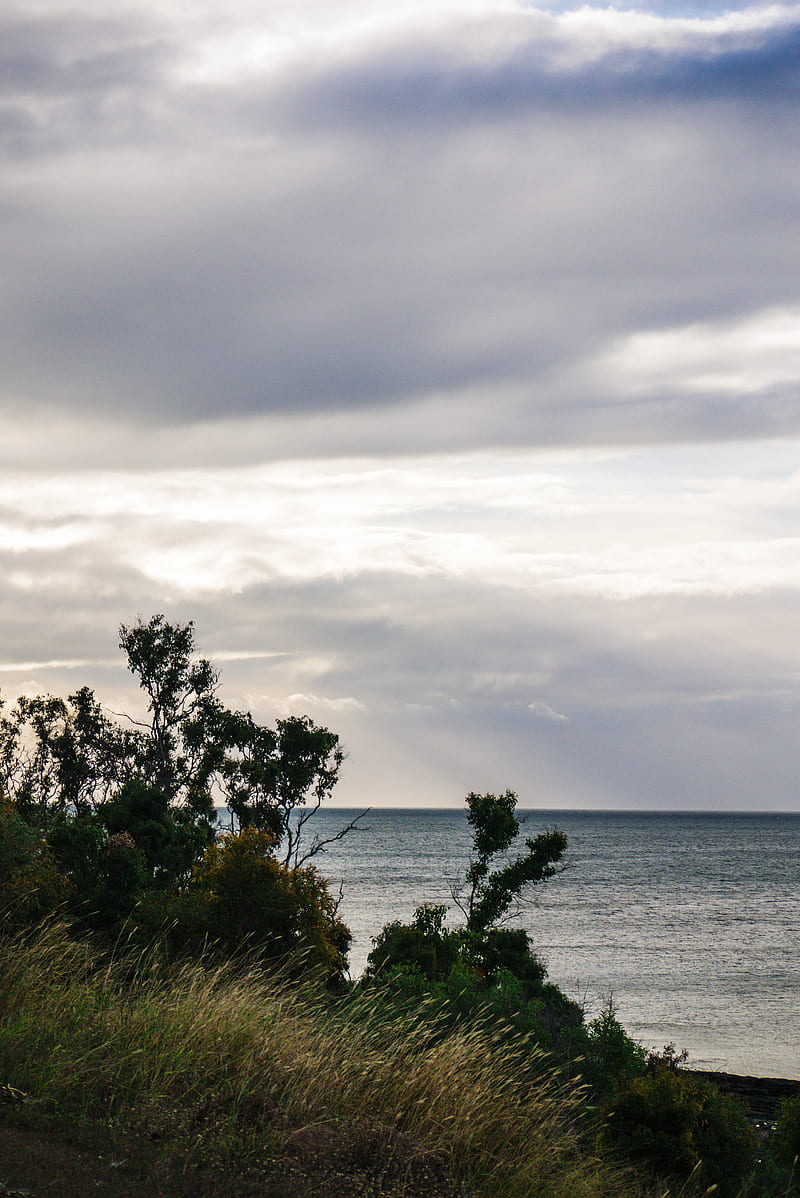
[2, 0, 799, 810]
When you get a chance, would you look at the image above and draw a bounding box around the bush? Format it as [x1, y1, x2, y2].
[367, 903, 458, 983]
[363, 905, 582, 1055]
[578, 1000, 647, 1096]
[771, 1093, 800, 1170]
[130, 827, 351, 986]
[602, 1053, 757, 1196]
[48, 813, 148, 933]
[98, 780, 212, 888]
[0, 799, 70, 928]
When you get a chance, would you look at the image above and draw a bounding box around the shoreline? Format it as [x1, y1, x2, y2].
[688, 1070, 800, 1119]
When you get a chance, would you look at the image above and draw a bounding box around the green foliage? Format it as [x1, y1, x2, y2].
[47, 815, 146, 932]
[601, 1052, 757, 1196]
[47, 814, 105, 897]
[0, 687, 138, 823]
[215, 707, 347, 864]
[118, 614, 222, 821]
[365, 795, 574, 1057]
[90, 830, 149, 930]
[578, 1000, 648, 1096]
[0, 799, 70, 927]
[0, 615, 357, 971]
[771, 1092, 800, 1170]
[119, 616, 352, 859]
[365, 902, 582, 1054]
[476, 926, 549, 992]
[0, 922, 660, 1198]
[98, 779, 212, 888]
[367, 903, 458, 983]
[0, 615, 351, 868]
[130, 827, 351, 986]
[454, 790, 567, 933]
[43, 780, 216, 934]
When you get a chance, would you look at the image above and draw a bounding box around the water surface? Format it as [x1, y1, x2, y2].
[298, 807, 800, 1078]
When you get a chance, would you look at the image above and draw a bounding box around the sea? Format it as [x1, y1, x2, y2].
[281, 807, 800, 1080]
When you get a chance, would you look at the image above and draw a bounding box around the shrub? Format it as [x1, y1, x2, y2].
[363, 905, 582, 1058]
[98, 779, 212, 887]
[578, 1000, 647, 1096]
[130, 827, 351, 985]
[48, 813, 148, 933]
[602, 1053, 757, 1196]
[771, 1093, 800, 1170]
[0, 799, 70, 928]
[367, 903, 458, 983]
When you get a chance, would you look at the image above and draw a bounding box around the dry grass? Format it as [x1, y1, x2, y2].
[0, 921, 661, 1198]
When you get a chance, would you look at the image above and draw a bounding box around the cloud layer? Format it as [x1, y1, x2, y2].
[1, 0, 799, 810]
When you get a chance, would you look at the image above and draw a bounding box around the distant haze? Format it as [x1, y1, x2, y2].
[1, 0, 799, 810]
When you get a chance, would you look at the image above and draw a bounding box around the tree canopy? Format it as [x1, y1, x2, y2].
[364, 790, 575, 1050]
[453, 789, 567, 933]
[0, 614, 355, 861]
[0, 615, 360, 980]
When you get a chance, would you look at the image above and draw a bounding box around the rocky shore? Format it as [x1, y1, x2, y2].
[690, 1070, 800, 1121]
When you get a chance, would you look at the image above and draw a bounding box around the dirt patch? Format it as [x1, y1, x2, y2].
[0, 1121, 293, 1198]
[0, 1124, 162, 1198]
[0, 1113, 458, 1198]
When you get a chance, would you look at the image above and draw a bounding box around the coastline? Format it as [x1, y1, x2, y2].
[689, 1070, 800, 1120]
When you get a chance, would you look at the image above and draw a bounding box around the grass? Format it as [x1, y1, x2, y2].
[0, 921, 665, 1198]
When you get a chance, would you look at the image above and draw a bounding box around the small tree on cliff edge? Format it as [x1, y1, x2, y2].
[451, 789, 566, 934]
[365, 792, 574, 1047]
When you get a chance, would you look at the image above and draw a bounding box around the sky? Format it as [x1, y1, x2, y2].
[1, 0, 799, 811]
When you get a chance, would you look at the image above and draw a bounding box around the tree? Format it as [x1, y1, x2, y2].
[451, 790, 567, 934]
[363, 793, 577, 1052]
[118, 616, 360, 862]
[118, 615, 222, 821]
[0, 617, 359, 966]
[0, 687, 140, 823]
[0, 615, 357, 867]
[0, 798, 71, 928]
[212, 707, 362, 865]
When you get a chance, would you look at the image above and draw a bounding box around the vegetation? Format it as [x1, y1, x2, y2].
[772, 1092, 800, 1173]
[0, 615, 359, 979]
[452, 789, 567, 933]
[0, 619, 796, 1196]
[363, 792, 581, 1057]
[130, 826, 351, 984]
[598, 1048, 757, 1197]
[0, 920, 660, 1198]
[357, 792, 791, 1197]
[0, 797, 71, 927]
[0, 614, 354, 853]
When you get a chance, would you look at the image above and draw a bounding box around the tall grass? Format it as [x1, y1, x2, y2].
[0, 921, 660, 1197]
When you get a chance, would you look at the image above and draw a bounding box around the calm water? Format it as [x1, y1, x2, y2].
[292, 808, 800, 1079]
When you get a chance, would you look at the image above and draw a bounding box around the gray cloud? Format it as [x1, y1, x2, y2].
[0, 1, 799, 813]
[0, 2, 797, 452]
[276, 17, 800, 130]
[0, 8, 175, 156]
[1, 518, 799, 810]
